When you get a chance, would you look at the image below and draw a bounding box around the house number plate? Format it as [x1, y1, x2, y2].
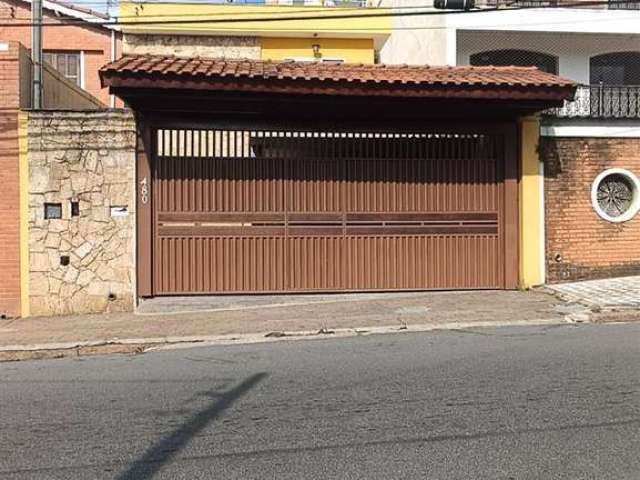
[140, 177, 149, 204]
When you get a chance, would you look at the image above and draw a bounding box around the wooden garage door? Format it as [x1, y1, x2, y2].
[151, 127, 512, 294]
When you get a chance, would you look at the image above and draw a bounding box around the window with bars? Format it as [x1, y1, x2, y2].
[590, 52, 640, 85]
[43, 51, 81, 87]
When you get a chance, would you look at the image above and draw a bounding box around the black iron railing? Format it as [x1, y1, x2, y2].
[547, 85, 640, 119]
[607, 0, 640, 8]
[482, 0, 640, 8]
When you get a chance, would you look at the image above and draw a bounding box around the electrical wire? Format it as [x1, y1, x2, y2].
[1, 0, 637, 27]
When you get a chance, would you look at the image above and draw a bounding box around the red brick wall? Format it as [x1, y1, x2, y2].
[542, 137, 640, 282]
[0, 0, 121, 105]
[0, 43, 22, 317]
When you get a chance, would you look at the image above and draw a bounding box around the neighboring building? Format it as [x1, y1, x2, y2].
[117, 1, 391, 63]
[0, 41, 104, 318]
[380, 0, 640, 283]
[0, 0, 117, 318]
[0, 0, 122, 105]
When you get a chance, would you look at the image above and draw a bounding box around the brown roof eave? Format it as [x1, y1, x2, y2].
[100, 71, 576, 103]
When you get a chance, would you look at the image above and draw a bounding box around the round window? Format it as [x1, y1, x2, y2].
[591, 168, 640, 223]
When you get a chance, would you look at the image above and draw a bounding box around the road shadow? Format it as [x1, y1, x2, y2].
[116, 372, 267, 480]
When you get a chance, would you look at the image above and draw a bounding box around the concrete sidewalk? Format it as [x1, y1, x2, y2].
[546, 275, 640, 309]
[0, 289, 581, 361]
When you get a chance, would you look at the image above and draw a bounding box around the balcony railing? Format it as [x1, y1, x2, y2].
[237, 0, 372, 6]
[547, 85, 640, 119]
[482, 0, 640, 9]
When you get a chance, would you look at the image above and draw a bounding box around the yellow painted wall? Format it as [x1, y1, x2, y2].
[118, 3, 391, 39]
[261, 37, 374, 63]
[519, 116, 545, 289]
[18, 112, 29, 317]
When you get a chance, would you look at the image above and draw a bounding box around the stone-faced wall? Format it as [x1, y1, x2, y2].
[28, 110, 136, 316]
[542, 136, 640, 282]
[123, 33, 260, 59]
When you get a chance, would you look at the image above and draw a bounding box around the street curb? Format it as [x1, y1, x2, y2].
[0, 317, 573, 362]
[590, 310, 640, 324]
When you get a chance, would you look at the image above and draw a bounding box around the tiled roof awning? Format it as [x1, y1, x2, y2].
[100, 55, 576, 102]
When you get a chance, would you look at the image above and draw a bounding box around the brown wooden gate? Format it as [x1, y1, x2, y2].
[149, 125, 517, 294]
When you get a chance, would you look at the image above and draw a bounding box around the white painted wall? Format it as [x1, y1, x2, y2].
[447, 7, 640, 35]
[457, 30, 640, 83]
[378, 0, 451, 65]
[380, 4, 640, 71]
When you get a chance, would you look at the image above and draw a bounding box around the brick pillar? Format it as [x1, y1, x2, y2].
[0, 42, 24, 317]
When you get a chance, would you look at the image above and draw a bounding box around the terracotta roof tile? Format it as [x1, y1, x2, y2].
[100, 55, 576, 103]
[101, 55, 575, 89]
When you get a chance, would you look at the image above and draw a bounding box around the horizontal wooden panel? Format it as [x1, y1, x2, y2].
[158, 212, 285, 223]
[345, 225, 497, 235]
[158, 225, 498, 237]
[158, 211, 498, 224]
[158, 226, 286, 237]
[345, 212, 498, 222]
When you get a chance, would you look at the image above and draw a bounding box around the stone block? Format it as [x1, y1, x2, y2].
[71, 235, 85, 248]
[112, 267, 131, 284]
[49, 277, 62, 295]
[80, 249, 99, 268]
[106, 293, 134, 313]
[87, 280, 110, 297]
[47, 220, 69, 233]
[62, 265, 79, 284]
[59, 282, 79, 300]
[30, 166, 51, 194]
[30, 252, 50, 272]
[47, 250, 61, 270]
[92, 207, 110, 223]
[59, 239, 72, 252]
[70, 172, 89, 193]
[76, 269, 94, 287]
[80, 295, 109, 313]
[75, 242, 93, 260]
[59, 181, 73, 199]
[95, 263, 114, 281]
[84, 151, 99, 173]
[44, 232, 61, 249]
[108, 187, 133, 206]
[30, 273, 49, 296]
[108, 281, 130, 296]
[90, 193, 104, 206]
[29, 296, 51, 317]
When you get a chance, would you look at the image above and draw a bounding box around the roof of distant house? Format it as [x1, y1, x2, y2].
[16, 0, 117, 30]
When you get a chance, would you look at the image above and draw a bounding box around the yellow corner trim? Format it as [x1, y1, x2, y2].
[519, 115, 544, 289]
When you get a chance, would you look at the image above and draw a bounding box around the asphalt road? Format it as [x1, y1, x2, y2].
[1, 323, 639, 479]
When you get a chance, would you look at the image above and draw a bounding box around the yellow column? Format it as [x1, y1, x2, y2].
[519, 116, 545, 289]
[18, 112, 30, 317]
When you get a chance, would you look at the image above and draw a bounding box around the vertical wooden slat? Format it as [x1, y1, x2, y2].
[503, 124, 520, 289]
